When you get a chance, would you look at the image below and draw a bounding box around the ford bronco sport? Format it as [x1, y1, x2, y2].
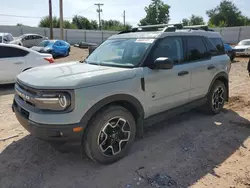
[12, 24, 230, 164]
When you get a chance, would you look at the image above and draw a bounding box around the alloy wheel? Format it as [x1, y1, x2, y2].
[212, 86, 224, 111]
[98, 117, 131, 156]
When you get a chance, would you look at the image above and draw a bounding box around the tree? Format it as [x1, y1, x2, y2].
[101, 20, 132, 31]
[206, 0, 250, 27]
[182, 18, 189, 26]
[139, 0, 171, 26]
[39, 16, 76, 29]
[182, 15, 205, 26]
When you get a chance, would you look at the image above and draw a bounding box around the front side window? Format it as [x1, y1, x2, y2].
[0, 46, 29, 58]
[210, 38, 225, 53]
[0, 36, 2, 43]
[153, 37, 184, 64]
[186, 36, 208, 61]
[86, 38, 152, 68]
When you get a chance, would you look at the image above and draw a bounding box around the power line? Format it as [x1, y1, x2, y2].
[0, 14, 42, 19]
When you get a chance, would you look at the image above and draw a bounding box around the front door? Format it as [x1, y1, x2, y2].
[144, 36, 191, 117]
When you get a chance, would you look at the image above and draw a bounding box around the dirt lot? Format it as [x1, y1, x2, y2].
[0, 47, 250, 188]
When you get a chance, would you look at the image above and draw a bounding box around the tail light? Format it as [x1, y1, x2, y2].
[44, 57, 55, 63]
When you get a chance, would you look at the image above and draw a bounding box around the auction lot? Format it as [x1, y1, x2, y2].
[0, 47, 250, 188]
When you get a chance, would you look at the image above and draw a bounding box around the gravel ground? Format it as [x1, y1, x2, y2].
[0, 48, 250, 188]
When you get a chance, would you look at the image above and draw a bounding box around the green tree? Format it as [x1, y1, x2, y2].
[182, 15, 205, 26]
[39, 16, 76, 29]
[182, 18, 189, 26]
[139, 0, 171, 26]
[101, 20, 132, 31]
[72, 15, 94, 29]
[206, 0, 250, 27]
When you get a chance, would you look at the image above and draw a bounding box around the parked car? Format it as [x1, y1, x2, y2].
[10, 34, 48, 48]
[31, 40, 70, 58]
[224, 43, 235, 61]
[0, 33, 14, 44]
[233, 39, 250, 56]
[0, 43, 54, 84]
[12, 24, 230, 164]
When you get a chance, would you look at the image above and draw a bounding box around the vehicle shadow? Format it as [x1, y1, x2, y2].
[0, 84, 15, 96]
[0, 109, 249, 188]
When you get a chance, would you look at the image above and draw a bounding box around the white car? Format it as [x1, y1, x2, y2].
[0, 44, 54, 84]
[233, 39, 250, 56]
[10, 34, 48, 48]
[0, 33, 14, 44]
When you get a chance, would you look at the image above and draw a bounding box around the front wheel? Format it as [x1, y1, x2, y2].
[83, 105, 136, 164]
[203, 80, 227, 114]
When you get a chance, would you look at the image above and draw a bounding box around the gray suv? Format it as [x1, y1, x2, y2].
[12, 24, 231, 164]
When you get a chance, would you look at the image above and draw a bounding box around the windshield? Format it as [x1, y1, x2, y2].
[86, 38, 153, 68]
[38, 40, 54, 47]
[0, 36, 2, 43]
[238, 41, 250, 46]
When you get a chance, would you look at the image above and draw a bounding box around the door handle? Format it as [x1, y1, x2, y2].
[207, 65, 215, 70]
[14, 62, 23, 64]
[178, 71, 189, 76]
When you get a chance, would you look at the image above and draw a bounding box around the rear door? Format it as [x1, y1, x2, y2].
[0, 46, 29, 84]
[185, 36, 222, 101]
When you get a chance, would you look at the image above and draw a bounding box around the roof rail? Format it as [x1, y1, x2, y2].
[183, 25, 214, 31]
[118, 23, 183, 34]
[132, 23, 183, 31]
[117, 24, 215, 35]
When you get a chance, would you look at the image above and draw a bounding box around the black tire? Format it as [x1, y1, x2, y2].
[83, 105, 136, 164]
[203, 80, 227, 114]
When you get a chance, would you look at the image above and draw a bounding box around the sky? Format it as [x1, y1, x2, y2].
[0, 0, 249, 27]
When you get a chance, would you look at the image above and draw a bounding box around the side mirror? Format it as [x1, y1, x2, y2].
[153, 57, 174, 69]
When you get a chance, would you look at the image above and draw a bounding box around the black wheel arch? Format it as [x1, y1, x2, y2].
[208, 72, 229, 101]
[80, 94, 145, 138]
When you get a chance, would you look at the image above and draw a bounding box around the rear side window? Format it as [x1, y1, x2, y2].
[0, 46, 29, 58]
[209, 38, 225, 54]
[185, 36, 208, 61]
[203, 37, 220, 56]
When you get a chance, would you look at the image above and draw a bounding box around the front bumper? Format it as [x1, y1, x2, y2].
[12, 100, 83, 142]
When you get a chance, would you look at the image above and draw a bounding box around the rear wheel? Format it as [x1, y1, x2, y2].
[203, 80, 227, 114]
[83, 105, 136, 164]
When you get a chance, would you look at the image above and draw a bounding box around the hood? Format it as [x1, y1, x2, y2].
[234, 45, 250, 49]
[17, 62, 136, 89]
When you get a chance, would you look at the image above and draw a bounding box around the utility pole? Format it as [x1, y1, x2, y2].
[123, 10, 126, 27]
[48, 0, 53, 39]
[59, 0, 64, 40]
[95, 3, 104, 30]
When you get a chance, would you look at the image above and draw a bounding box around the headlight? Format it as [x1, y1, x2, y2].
[34, 92, 71, 111]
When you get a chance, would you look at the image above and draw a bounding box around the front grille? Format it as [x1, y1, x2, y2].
[233, 49, 245, 52]
[15, 81, 38, 107]
[16, 82, 38, 95]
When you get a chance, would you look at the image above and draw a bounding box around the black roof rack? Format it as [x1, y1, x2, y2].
[118, 23, 183, 34]
[118, 24, 214, 34]
[183, 25, 214, 31]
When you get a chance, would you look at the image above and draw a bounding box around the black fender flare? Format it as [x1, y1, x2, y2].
[208, 72, 229, 101]
[80, 94, 145, 136]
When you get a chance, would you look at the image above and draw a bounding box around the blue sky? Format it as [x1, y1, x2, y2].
[0, 0, 249, 27]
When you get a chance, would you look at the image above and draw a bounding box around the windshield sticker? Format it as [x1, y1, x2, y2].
[135, 39, 155, 43]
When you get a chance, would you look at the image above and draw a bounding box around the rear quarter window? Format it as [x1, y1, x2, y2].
[209, 38, 225, 54]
